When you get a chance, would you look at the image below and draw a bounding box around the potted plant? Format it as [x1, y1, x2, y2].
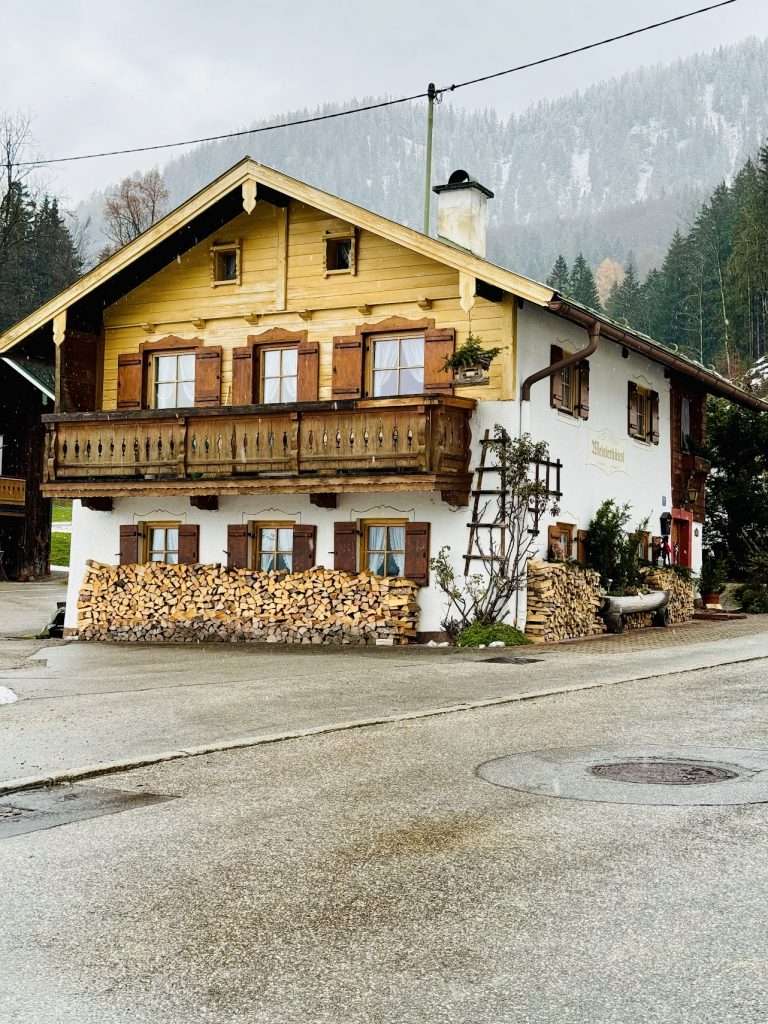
[443, 334, 502, 385]
[700, 552, 728, 606]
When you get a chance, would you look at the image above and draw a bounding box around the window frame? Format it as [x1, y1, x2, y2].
[548, 522, 574, 562]
[324, 229, 356, 277]
[144, 521, 181, 564]
[559, 363, 576, 416]
[259, 342, 299, 405]
[150, 350, 197, 410]
[210, 240, 241, 287]
[360, 518, 408, 578]
[368, 332, 426, 399]
[629, 384, 657, 444]
[250, 520, 295, 573]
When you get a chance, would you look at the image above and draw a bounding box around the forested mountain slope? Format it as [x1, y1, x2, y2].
[77, 36, 768, 282]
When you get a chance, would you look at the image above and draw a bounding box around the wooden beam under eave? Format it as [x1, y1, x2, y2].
[42, 472, 473, 501]
[310, 493, 337, 509]
[53, 311, 67, 347]
[275, 207, 288, 311]
[81, 497, 113, 512]
[459, 272, 476, 314]
[190, 495, 218, 511]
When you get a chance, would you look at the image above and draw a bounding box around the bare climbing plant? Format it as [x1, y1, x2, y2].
[430, 427, 560, 634]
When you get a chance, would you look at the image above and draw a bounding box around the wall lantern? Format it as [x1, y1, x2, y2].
[686, 477, 700, 507]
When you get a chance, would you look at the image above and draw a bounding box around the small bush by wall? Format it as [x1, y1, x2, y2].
[77, 561, 419, 645]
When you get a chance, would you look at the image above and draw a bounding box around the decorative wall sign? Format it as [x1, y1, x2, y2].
[587, 431, 627, 474]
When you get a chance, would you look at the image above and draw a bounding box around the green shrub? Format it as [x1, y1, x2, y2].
[456, 622, 531, 647]
[585, 500, 647, 594]
[736, 584, 768, 614]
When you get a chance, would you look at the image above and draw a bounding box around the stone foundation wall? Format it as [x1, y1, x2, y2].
[77, 561, 419, 645]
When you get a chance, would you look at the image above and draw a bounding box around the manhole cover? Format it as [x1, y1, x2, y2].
[589, 760, 738, 786]
[476, 745, 768, 806]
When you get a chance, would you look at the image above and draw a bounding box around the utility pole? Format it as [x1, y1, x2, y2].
[423, 82, 436, 235]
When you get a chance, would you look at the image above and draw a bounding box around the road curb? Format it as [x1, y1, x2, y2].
[2, 652, 767, 797]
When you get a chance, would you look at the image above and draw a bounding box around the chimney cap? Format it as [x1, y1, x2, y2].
[433, 169, 494, 199]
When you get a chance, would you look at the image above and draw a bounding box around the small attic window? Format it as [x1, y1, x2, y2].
[210, 241, 241, 286]
[324, 231, 356, 276]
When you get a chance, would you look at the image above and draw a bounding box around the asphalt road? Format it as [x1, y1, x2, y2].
[2, 616, 768, 786]
[2, 650, 768, 1023]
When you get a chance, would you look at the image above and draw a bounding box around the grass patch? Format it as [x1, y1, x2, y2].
[52, 499, 72, 523]
[50, 532, 71, 567]
[456, 622, 531, 648]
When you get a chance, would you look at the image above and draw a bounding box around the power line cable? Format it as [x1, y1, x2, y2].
[14, 0, 739, 169]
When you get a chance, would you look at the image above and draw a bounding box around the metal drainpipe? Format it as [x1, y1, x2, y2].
[520, 320, 601, 405]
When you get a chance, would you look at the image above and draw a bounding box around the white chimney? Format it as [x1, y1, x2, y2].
[432, 169, 494, 257]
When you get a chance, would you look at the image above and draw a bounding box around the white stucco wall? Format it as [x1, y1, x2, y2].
[64, 491, 476, 634]
[515, 303, 674, 555]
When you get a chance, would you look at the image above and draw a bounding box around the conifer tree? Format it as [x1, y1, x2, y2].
[546, 255, 570, 294]
[568, 253, 602, 311]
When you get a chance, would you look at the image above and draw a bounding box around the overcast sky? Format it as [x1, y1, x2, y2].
[5, 0, 768, 203]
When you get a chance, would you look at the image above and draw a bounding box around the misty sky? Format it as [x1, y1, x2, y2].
[5, 0, 768, 203]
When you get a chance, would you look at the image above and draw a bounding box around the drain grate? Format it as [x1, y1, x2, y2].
[480, 656, 543, 665]
[590, 759, 738, 786]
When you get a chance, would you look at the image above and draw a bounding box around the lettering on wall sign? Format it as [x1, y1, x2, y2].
[587, 432, 627, 474]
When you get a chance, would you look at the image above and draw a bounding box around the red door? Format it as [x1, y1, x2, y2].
[671, 509, 692, 568]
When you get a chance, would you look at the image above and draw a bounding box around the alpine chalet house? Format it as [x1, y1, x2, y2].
[0, 159, 764, 639]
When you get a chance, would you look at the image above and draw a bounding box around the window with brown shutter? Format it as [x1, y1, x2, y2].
[628, 382, 659, 444]
[577, 360, 590, 420]
[423, 329, 455, 394]
[577, 529, 589, 564]
[549, 345, 564, 409]
[227, 524, 249, 569]
[334, 521, 358, 572]
[297, 341, 320, 402]
[547, 522, 573, 562]
[404, 521, 430, 586]
[119, 524, 141, 564]
[117, 353, 143, 410]
[194, 347, 222, 407]
[332, 336, 363, 399]
[178, 524, 200, 565]
[292, 525, 317, 572]
[231, 346, 256, 406]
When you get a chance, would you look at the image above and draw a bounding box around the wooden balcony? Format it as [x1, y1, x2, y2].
[0, 476, 26, 511]
[41, 396, 475, 504]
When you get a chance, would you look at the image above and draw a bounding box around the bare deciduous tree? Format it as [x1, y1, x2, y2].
[0, 113, 34, 263]
[101, 169, 169, 256]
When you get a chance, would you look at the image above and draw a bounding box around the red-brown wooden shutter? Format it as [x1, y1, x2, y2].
[227, 524, 249, 569]
[195, 346, 222, 407]
[550, 346, 564, 409]
[577, 529, 589, 564]
[423, 328, 455, 394]
[119, 524, 141, 564]
[331, 336, 363, 399]
[627, 382, 640, 437]
[231, 345, 256, 405]
[297, 341, 320, 402]
[117, 353, 143, 410]
[650, 389, 660, 445]
[292, 524, 317, 572]
[404, 521, 430, 586]
[577, 360, 590, 420]
[178, 524, 200, 565]
[333, 521, 357, 572]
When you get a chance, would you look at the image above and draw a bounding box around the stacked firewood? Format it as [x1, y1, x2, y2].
[525, 559, 605, 644]
[642, 567, 695, 624]
[77, 562, 419, 645]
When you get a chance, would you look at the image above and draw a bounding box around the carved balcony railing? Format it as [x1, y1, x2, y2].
[0, 477, 25, 507]
[42, 397, 474, 496]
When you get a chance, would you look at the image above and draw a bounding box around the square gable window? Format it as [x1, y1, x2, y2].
[324, 232, 356, 275]
[211, 241, 241, 285]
